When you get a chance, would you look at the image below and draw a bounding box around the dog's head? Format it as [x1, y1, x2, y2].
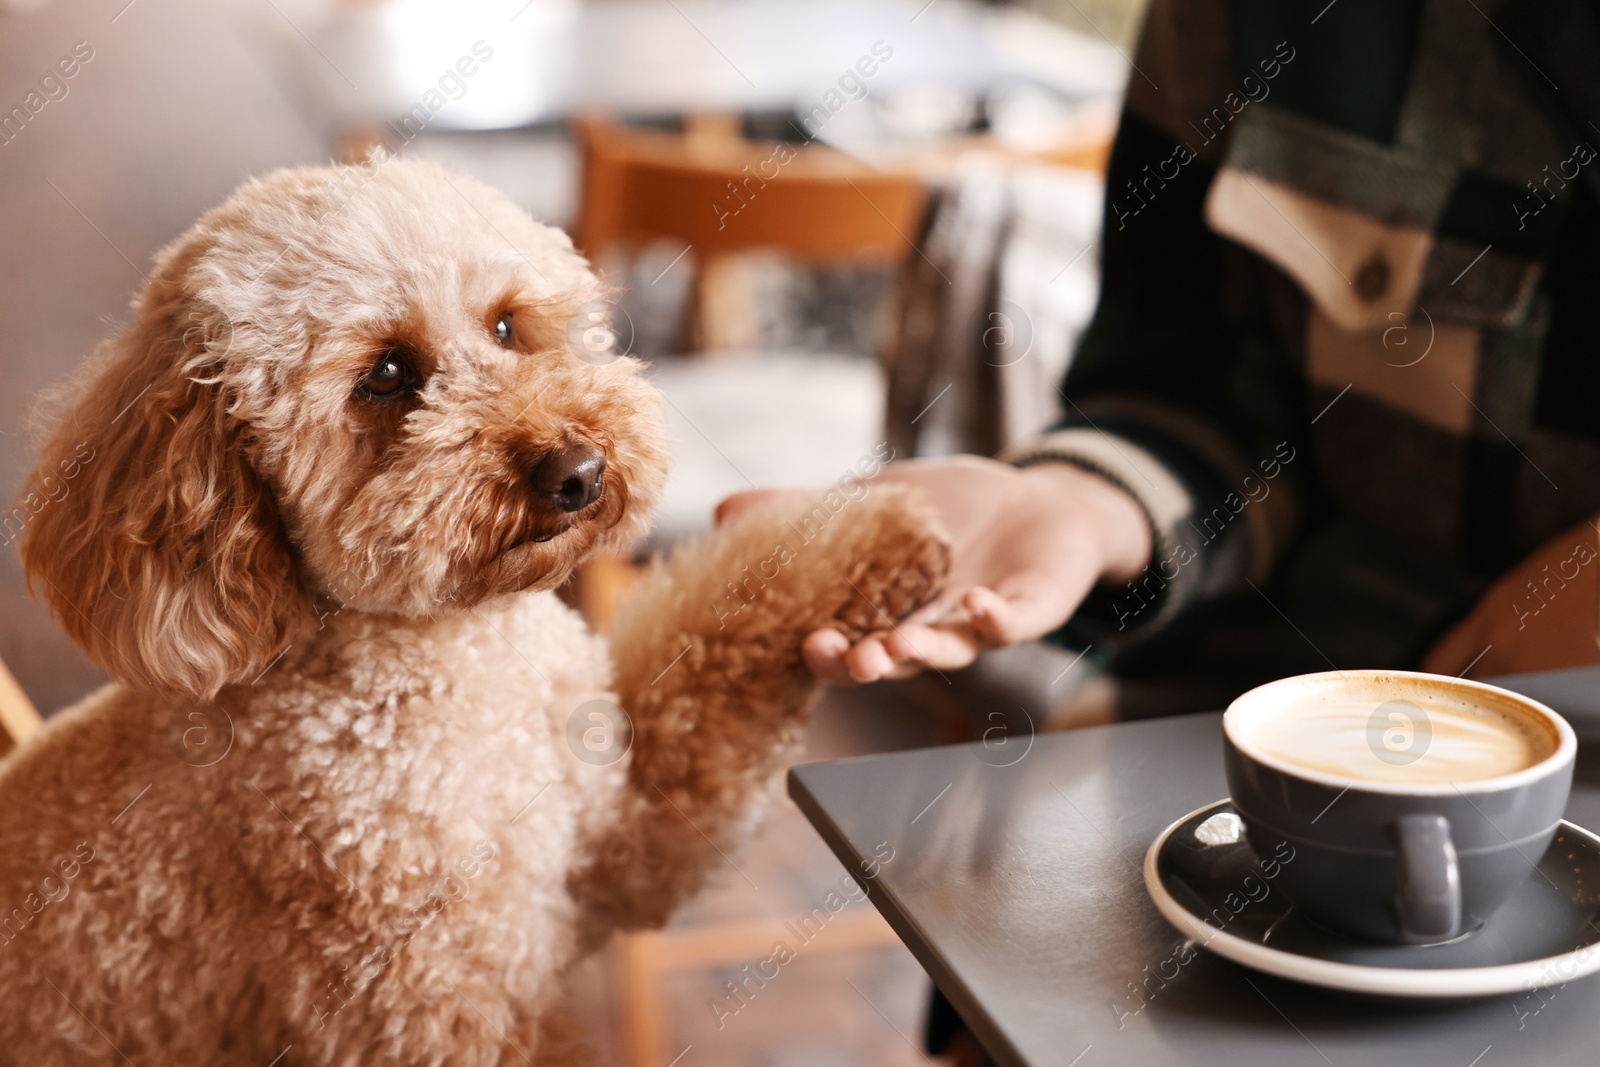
[16, 158, 667, 698]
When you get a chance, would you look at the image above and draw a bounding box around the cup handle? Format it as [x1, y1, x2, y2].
[1392, 813, 1462, 943]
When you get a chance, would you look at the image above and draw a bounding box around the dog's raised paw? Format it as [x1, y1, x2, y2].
[822, 486, 951, 642]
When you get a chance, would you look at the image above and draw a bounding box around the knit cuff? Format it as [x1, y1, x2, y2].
[1002, 425, 1256, 650]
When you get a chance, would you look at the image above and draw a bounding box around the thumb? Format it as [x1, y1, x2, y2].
[714, 487, 814, 527]
[965, 569, 1094, 646]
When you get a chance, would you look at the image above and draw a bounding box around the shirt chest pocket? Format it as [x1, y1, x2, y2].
[1205, 104, 1491, 435]
[1205, 103, 1453, 331]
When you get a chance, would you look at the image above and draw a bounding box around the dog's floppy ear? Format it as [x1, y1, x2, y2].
[16, 256, 310, 699]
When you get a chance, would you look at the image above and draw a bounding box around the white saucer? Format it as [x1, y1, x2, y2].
[1143, 799, 1600, 998]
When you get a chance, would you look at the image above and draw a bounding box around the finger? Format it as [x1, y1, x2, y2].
[802, 628, 857, 685]
[966, 572, 1085, 646]
[881, 622, 983, 671]
[899, 584, 969, 627]
[714, 487, 805, 527]
[843, 634, 898, 683]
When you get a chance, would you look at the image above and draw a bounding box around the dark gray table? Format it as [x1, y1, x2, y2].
[789, 666, 1600, 1067]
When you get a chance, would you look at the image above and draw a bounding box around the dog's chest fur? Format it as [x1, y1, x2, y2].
[227, 587, 626, 924]
[0, 589, 625, 1050]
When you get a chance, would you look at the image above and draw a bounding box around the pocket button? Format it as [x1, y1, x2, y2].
[1355, 252, 1390, 302]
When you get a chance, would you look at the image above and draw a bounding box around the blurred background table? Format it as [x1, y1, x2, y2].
[790, 665, 1600, 1067]
[294, 0, 1124, 134]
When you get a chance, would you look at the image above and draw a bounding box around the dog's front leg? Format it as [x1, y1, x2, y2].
[569, 486, 947, 936]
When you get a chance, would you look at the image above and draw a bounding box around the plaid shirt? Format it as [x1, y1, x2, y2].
[1008, 0, 1600, 705]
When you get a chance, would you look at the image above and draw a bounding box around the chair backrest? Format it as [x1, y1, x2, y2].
[573, 116, 925, 264]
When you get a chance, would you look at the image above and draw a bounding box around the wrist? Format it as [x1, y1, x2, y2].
[1021, 461, 1152, 583]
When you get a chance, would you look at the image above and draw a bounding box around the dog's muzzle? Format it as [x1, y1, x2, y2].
[530, 444, 606, 512]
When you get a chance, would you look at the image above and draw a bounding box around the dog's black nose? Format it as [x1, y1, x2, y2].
[531, 444, 606, 512]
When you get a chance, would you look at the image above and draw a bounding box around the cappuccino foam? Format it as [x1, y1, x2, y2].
[1239, 697, 1556, 786]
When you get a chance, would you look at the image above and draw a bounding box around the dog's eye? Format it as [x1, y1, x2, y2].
[359, 351, 415, 400]
[494, 312, 514, 348]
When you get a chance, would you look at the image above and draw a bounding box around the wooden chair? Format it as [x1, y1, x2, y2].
[573, 114, 926, 351]
[0, 656, 43, 756]
[575, 114, 924, 264]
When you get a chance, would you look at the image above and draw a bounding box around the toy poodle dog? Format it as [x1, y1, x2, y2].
[0, 157, 948, 1065]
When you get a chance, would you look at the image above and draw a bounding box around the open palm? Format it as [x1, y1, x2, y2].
[716, 456, 1151, 683]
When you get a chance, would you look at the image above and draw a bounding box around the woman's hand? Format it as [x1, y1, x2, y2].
[1422, 517, 1600, 679]
[715, 456, 1151, 683]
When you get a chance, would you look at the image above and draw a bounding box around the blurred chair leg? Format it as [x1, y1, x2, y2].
[696, 254, 764, 353]
[570, 554, 645, 633]
[0, 656, 43, 754]
[618, 932, 669, 1067]
[339, 125, 390, 165]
